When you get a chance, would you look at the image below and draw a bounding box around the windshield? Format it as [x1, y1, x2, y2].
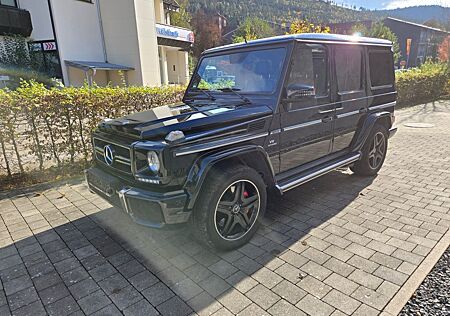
[190, 47, 286, 94]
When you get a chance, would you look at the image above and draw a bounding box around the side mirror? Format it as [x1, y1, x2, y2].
[286, 83, 315, 99]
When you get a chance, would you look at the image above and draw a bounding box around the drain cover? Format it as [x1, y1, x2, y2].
[404, 122, 435, 128]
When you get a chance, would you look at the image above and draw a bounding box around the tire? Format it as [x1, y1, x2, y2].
[351, 123, 389, 176]
[192, 165, 267, 250]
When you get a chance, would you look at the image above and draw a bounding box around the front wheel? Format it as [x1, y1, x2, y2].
[193, 165, 267, 250]
[351, 124, 389, 176]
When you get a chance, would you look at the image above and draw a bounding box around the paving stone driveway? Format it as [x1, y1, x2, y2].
[0, 100, 449, 316]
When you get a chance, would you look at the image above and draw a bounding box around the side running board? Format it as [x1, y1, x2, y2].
[276, 153, 361, 194]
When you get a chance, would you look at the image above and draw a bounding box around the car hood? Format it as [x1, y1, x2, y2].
[97, 102, 273, 140]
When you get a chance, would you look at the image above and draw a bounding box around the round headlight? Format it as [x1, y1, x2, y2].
[147, 151, 160, 173]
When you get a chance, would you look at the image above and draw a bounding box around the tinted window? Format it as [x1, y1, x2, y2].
[287, 44, 328, 97]
[191, 48, 286, 93]
[335, 46, 363, 93]
[369, 50, 394, 88]
[0, 0, 17, 6]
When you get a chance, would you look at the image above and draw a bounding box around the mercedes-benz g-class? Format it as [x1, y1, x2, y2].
[86, 33, 397, 250]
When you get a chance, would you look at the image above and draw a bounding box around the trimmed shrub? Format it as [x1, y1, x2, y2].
[396, 61, 449, 107]
[0, 82, 185, 178]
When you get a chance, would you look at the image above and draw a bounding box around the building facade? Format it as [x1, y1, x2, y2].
[329, 17, 449, 68]
[0, 0, 194, 86]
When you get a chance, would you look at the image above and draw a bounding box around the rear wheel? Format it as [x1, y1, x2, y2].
[193, 165, 267, 250]
[351, 124, 388, 176]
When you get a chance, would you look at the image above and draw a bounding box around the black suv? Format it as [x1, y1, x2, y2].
[86, 33, 397, 250]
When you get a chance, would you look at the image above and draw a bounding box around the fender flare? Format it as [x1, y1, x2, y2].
[352, 111, 392, 152]
[184, 145, 275, 209]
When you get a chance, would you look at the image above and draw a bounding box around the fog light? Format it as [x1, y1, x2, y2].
[147, 151, 160, 173]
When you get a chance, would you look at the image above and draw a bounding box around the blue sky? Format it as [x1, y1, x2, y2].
[342, 0, 450, 10]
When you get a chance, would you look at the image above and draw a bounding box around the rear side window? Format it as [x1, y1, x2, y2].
[369, 50, 394, 88]
[335, 46, 364, 93]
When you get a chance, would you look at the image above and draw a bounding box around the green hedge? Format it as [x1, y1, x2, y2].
[395, 61, 449, 107]
[0, 83, 185, 178]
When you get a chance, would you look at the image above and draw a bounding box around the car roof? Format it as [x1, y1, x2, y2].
[204, 33, 392, 54]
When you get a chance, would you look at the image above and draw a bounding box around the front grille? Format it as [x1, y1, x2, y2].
[93, 138, 132, 174]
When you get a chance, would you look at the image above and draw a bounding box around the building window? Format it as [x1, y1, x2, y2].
[0, 0, 17, 7]
[369, 50, 394, 88]
[335, 46, 364, 93]
[28, 41, 63, 80]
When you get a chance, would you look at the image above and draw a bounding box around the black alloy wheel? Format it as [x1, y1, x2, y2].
[192, 165, 267, 250]
[214, 180, 260, 241]
[351, 123, 389, 176]
[368, 132, 386, 170]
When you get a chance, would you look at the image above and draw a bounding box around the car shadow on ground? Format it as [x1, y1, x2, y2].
[0, 169, 376, 315]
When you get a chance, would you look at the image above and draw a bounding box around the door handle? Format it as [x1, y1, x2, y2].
[335, 107, 344, 111]
[322, 116, 333, 123]
[318, 109, 334, 114]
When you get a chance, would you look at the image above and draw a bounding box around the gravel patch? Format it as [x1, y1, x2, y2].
[400, 246, 450, 316]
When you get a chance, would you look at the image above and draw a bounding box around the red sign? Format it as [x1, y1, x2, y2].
[43, 41, 56, 51]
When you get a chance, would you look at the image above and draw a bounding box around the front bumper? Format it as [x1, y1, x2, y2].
[85, 167, 190, 228]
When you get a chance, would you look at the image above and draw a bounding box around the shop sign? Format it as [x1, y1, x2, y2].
[156, 24, 194, 43]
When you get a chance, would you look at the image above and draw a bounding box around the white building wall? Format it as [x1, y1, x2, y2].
[134, 0, 161, 86]
[49, 0, 106, 86]
[19, 0, 53, 41]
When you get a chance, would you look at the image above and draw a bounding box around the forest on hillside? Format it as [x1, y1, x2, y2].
[184, 1, 450, 31]
[186, 0, 374, 27]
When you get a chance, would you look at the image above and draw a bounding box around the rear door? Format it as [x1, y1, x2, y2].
[331, 45, 368, 153]
[279, 43, 333, 173]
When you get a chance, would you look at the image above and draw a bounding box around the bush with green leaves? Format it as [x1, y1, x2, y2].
[395, 61, 449, 107]
[0, 82, 185, 178]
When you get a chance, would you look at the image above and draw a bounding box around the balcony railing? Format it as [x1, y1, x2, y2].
[0, 5, 32, 37]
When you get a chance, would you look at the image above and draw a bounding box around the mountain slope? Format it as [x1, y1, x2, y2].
[377, 5, 449, 24]
[186, 1, 449, 30]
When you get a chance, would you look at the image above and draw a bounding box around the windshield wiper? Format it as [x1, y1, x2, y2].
[189, 88, 216, 101]
[218, 88, 251, 105]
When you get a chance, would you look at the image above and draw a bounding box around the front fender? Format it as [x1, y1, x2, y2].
[352, 111, 392, 151]
[184, 145, 274, 209]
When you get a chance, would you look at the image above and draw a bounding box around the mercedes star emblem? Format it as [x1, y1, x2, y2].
[104, 145, 115, 166]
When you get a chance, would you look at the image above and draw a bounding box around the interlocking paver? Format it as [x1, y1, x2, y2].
[324, 273, 358, 295]
[300, 260, 332, 281]
[45, 295, 80, 316]
[12, 300, 46, 316]
[296, 294, 334, 316]
[123, 299, 159, 316]
[323, 289, 361, 315]
[246, 284, 280, 310]
[299, 270, 332, 298]
[68, 277, 100, 300]
[141, 282, 175, 306]
[348, 269, 383, 290]
[272, 279, 306, 304]
[156, 296, 192, 316]
[78, 289, 111, 315]
[268, 299, 306, 316]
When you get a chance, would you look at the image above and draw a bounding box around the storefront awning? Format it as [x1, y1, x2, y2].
[65, 61, 134, 71]
[157, 37, 192, 50]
